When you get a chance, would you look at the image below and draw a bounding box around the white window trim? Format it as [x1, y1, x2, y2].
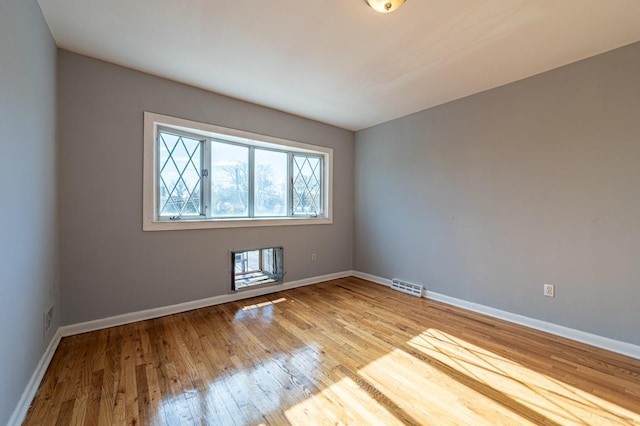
[143, 112, 333, 231]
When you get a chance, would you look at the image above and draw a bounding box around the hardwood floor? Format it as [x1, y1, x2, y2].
[24, 277, 640, 425]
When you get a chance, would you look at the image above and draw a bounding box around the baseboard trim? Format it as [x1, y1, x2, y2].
[60, 271, 351, 337]
[8, 329, 62, 426]
[352, 271, 640, 360]
[351, 271, 392, 287]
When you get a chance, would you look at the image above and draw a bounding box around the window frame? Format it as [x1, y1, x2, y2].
[231, 246, 284, 291]
[143, 112, 333, 231]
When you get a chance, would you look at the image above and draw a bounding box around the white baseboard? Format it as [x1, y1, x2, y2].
[8, 329, 62, 426]
[60, 270, 351, 337]
[352, 271, 393, 287]
[351, 271, 640, 360]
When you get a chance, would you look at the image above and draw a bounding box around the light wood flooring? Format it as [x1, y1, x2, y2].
[24, 277, 640, 425]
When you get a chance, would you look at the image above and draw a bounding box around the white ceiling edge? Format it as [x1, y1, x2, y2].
[37, 0, 640, 131]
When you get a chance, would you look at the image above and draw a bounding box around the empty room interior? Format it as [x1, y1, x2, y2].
[3, 0, 640, 424]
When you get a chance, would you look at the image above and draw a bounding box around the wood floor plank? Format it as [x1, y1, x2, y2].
[23, 277, 640, 425]
[83, 369, 105, 426]
[54, 399, 74, 426]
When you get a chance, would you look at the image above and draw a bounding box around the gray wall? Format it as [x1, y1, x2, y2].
[354, 42, 640, 345]
[0, 0, 59, 423]
[58, 51, 354, 325]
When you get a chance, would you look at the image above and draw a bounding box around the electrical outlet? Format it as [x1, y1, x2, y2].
[543, 284, 555, 298]
[44, 306, 54, 336]
[311, 253, 317, 262]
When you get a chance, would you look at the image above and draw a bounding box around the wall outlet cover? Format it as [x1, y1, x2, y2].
[544, 284, 555, 298]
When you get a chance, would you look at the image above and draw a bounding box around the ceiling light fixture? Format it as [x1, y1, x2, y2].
[365, 0, 406, 13]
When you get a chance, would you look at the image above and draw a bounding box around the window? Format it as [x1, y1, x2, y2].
[232, 247, 284, 291]
[144, 112, 333, 230]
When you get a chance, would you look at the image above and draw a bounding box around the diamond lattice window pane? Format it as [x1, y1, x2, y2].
[158, 131, 203, 217]
[292, 155, 322, 215]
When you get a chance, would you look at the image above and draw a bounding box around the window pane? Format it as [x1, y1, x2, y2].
[254, 149, 287, 216]
[158, 131, 202, 217]
[234, 253, 245, 274]
[247, 250, 260, 271]
[211, 142, 249, 217]
[262, 248, 274, 274]
[234, 250, 260, 274]
[292, 155, 322, 215]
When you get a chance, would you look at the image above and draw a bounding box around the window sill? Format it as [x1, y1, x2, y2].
[143, 216, 333, 231]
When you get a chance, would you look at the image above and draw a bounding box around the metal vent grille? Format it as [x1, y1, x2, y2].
[391, 278, 423, 297]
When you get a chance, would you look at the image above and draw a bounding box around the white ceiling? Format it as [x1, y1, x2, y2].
[37, 0, 640, 131]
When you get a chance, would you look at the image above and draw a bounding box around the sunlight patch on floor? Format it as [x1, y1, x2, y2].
[285, 376, 402, 425]
[234, 298, 288, 322]
[358, 347, 529, 425]
[405, 328, 639, 425]
[242, 297, 287, 311]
